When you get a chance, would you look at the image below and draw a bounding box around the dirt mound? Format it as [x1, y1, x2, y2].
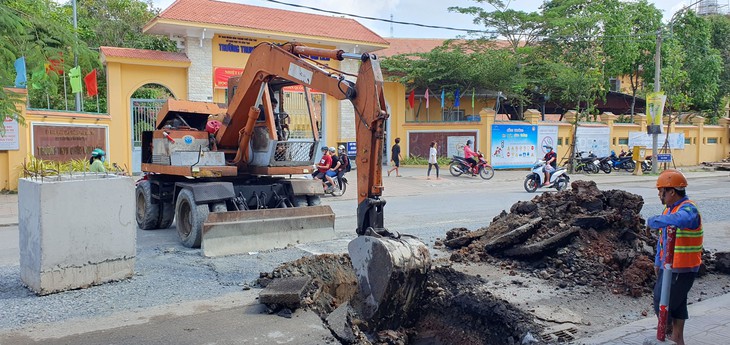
[259, 256, 542, 345]
[442, 180, 657, 297]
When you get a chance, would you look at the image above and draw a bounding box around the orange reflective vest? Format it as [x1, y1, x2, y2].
[658, 199, 703, 270]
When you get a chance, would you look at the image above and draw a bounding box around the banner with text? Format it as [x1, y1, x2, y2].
[576, 126, 611, 157]
[646, 92, 667, 127]
[628, 132, 685, 149]
[213, 67, 244, 89]
[491, 124, 538, 168]
[0, 117, 20, 150]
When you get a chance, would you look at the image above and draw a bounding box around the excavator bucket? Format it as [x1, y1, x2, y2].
[201, 205, 336, 257]
[348, 234, 431, 331]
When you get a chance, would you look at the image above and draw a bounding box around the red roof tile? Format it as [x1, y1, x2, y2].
[100, 47, 190, 62]
[152, 0, 388, 46]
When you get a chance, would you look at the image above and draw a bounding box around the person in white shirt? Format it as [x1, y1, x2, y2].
[427, 141, 440, 180]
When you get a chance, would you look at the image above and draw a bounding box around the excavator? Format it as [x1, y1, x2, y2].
[135, 42, 430, 329]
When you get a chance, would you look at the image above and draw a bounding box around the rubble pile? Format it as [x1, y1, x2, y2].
[442, 180, 657, 297]
[259, 256, 542, 345]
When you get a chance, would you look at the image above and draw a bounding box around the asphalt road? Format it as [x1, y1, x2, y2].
[1, 167, 728, 344]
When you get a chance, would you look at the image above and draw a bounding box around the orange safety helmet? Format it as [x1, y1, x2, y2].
[656, 169, 688, 189]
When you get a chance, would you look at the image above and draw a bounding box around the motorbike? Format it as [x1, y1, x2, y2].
[324, 174, 347, 197]
[609, 150, 636, 172]
[597, 155, 613, 174]
[449, 152, 495, 180]
[524, 160, 570, 192]
[573, 151, 599, 174]
[642, 155, 652, 172]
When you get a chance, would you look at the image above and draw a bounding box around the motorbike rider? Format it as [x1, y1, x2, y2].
[543, 145, 557, 186]
[313, 146, 332, 190]
[463, 140, 478, 175]
[326, 146, 341, 191]
[336, 145, 350, 189]
[89, 148, 106, 173]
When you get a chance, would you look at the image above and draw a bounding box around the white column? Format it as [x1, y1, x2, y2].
[185, 36, 213, 102]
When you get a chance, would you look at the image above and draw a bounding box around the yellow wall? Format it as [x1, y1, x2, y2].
[211, 34, 337, 103]
[105, 58, 188, 172]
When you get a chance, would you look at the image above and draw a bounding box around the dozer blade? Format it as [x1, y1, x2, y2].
[202, 205, 336, 257]
[348, 234, 431, 331]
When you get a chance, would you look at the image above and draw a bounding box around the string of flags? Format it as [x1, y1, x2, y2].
[14, 56, 98, 97]
[407, 87, 478, 110]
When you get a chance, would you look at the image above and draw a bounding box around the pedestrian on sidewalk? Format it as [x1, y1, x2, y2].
[387, 137, 402, 177]
[647, 169, 703, 345]
[427, 141, 439, 179]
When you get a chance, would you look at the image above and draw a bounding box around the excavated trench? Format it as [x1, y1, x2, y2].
[258, 255, 542, 345]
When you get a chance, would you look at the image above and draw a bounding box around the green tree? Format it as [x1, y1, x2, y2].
[707, 14, 730, 119]
[602, 0, 662, 116]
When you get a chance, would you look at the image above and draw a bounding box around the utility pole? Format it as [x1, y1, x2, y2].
[73, 0, 81, 111]
[651, 29, 661, 174]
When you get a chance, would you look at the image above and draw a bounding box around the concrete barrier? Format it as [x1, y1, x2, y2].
[18, 174, 136, 295]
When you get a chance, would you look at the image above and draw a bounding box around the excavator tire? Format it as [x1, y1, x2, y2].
[136, 181, 160, 230]
[175, 189, 207, 248]
[158, 202, 175, 229]
[348, 235, 431, 331]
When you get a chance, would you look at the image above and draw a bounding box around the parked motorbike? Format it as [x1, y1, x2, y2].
[609, 150, 636, 172]
[524, 160, 570, 192]
[573, 151, 599, 174]
[597, 155, 613, 174]
[324, 174, 347, 196]
[449, 152, 495, 180]
[641, 155, 652, 172]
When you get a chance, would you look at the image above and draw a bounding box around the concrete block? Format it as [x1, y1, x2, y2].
[259, 276, 312, 309]
[326, 302, 356, 343]
[18, 175, 136, 295]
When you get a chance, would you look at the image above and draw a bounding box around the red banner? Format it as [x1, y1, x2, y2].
[214, 67, 244, 89]
[84, 69, 98, 97]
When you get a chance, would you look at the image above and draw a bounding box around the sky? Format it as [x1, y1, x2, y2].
[150, 0, 729, 39]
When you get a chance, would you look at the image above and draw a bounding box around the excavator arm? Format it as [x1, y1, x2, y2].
[219, 43, 429, 331]
[217, 43, 389, 235]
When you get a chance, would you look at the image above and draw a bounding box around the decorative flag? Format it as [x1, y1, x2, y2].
[84, 69, 98, 97]
[69, 66, 82, 93]
[472, 88, 475, 108]
[14, 57, 27, 88]
[31, 70, 44, 90]
[440, 89, 445, 108]
[408, 89, 415, 109]
[424, 89, 429, 109]
[454, 88, 461, 107]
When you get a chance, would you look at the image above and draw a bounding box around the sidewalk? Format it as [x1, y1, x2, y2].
[0, 192, 18, 227]
[577, 292, 730, 345]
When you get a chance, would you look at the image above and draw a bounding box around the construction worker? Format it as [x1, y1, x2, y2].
[89, 149, 106, 173]
[648, 169, 703, 345]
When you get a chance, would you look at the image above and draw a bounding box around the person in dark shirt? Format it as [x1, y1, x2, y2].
[387, 137, 402, 177]
[543, 145, 557, 185]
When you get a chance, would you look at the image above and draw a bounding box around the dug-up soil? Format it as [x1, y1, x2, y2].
[257, 180, 730, 344]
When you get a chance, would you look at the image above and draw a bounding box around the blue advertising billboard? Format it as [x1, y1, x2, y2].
[490, 124, 538, 168]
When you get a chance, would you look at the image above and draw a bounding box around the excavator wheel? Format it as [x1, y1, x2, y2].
[175, 189, 207, 248]
[136, 180, 160, 230]
[348, 234, 431, 331]
[158, 202, 175, 229]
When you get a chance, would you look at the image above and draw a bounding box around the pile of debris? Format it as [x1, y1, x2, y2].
[258, 256, 542, 345]
[441, 180, 657, 297]
[701, 151, 730, 170]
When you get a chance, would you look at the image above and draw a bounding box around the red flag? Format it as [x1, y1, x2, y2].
[84, 69, 98, 97]
[45, 52, 64, 74]
[408, 90, 415, 108]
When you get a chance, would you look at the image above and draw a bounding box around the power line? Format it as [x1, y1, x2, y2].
[263, 0, 661, 41]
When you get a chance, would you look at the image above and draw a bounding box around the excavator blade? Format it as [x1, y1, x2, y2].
[348, 234, 431, 331]
[201, 205, 336, 257]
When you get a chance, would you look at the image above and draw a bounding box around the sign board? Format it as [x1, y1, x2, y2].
[346, 141, 356, 156]
[656, 153, 672, 162]
[576, 126, 610, 158]
[447, 135, 475, 158]
[537, 126, 558, 155]
[628, 132, 685, 150]
[0, 117, 20, 150]
[490, 124, 538, 168]
[32, 123, 107, 161]
[632, 146, 646, 161]
[646, 92, 666, 127]
[213, 67, 244, 89]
